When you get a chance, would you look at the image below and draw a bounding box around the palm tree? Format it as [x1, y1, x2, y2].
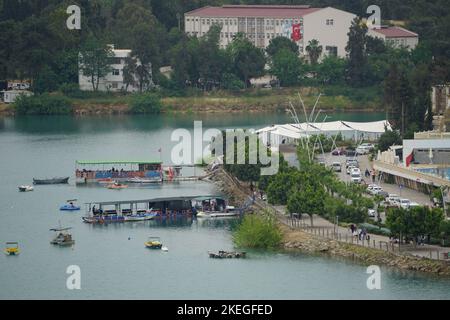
[306, 39, 323, 64]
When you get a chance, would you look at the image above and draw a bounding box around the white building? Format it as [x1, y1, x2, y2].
[184, 5, 356, 59]
[368, 26, 418, 50]
[79, 45, 150, 92]
[1, 90, 33, 103]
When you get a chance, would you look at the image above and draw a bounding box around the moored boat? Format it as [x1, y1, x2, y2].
[75, 160, 163, 184]
[107, 182, 128, 189]
[208, 251, 246, 259]
[145, 236, 163, 249]
[4, 242, 20, 255]
[50, 226, 75, 246]
[18, 185, 34, 192]
[33, 177, 69, 185]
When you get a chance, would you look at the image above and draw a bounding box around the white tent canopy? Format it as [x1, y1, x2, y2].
[342, 120, 391, 133]
[256, 120, 391, 149]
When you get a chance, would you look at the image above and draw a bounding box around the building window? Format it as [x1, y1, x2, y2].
[326, 19, 334, 26]
[112, 69, 120, 76]
[111, 82, 118, 89]
[325, 46, 338, 57]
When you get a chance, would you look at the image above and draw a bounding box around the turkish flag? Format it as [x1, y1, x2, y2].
[405, 152, 414, 167]
[291, 23, 301, 41]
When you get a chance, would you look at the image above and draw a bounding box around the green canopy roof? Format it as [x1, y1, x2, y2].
[76, 160, 162, 165]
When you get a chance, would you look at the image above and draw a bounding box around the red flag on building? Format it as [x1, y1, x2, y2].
[405, 151, 414, 167]
[291, 23, 301, 41]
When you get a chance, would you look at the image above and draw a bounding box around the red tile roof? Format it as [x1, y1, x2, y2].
[371, 26, 418, 38]
[185, 5, 322, 18]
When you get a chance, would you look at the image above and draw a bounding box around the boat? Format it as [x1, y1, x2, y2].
[33, 177, 69, 185]
[75, 160, 164, 184]
[193, 196, 239, 218]
[107, 182, 128, 189]
[60, 199, 80, 211]
[18, 185, 34, 192]
[50, 226, 75, 246]
[82, 196, 201, 223]
[4, 242, 20, 255]
[125, 177, 159, 184]
[208, 251, 246, 259]
[145, 236, 163, 249]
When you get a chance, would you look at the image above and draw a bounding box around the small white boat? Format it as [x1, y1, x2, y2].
[161, 246, 169, 252]
[18, 185, 34, 192]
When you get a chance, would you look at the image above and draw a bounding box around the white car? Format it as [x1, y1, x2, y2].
[369, 186, 383, 195]
[351, 167, 361, 175]
[351, 173, 362, 184]
[346, 165, 355, 175]
[408, 202, 421, 209]
[387, 194, 400, 205]
[368, 209, 377, 218]
[331, 162, 342, 172]
[356, 146, 370, 155]
[399, 199, 411, 209]
[360, 143, 375, 151]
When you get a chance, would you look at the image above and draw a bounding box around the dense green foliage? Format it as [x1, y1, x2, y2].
[386, 206, 446, 243]
[14, 94, 73, 115]
[129, 92, 162, 114]
[233, 211, 282, 249]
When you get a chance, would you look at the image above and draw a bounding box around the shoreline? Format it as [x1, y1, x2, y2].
[0, 102, 379, 117]
[206, 166, 450, 277]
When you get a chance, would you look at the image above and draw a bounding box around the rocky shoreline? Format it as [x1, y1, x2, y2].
[281, 224, 450, 276]
[207, 166, 450, 276]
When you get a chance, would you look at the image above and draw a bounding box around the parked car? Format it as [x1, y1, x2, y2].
[368, 209, 377, 218]
[366, 184, 379, 192]
[347, 165, 355, 175]
[399, 199, 411, 209]
[345, 159, 358, 168]
[359, 143, 375, 151]
[351, 173, 362, 184]
[345, 149, 357, 157]
[331, 162, 342, 172]
[331, 148, 345, 156]
[369, 186, 382, 195]
[387, 194, 401, 205]
[351, 167, 361, 175]
[377, 191, 389, 198]
[356, 146, 370, 155]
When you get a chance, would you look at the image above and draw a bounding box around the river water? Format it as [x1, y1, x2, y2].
[0, 113, 449, 299]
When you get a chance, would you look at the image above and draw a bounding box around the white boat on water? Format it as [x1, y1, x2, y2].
[196, 206, 239, 218]
[18, 185, 34, 192]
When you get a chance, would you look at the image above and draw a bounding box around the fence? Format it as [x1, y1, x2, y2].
[281, 215, 449, 261]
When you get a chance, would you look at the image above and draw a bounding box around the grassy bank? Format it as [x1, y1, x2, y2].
[1, 85, 383, 117]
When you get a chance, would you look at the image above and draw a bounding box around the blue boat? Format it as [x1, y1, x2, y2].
[60, 200, 80, 211]
[60, 204, 81, 211]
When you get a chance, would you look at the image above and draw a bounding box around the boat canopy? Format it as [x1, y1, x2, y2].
[76, 160, 162, 165]
[85, 195, 221, 206]
[193, 196, 226, 201]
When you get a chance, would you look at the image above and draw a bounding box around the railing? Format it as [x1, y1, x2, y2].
[280, 216, 450, 261]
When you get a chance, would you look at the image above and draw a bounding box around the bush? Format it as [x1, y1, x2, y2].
[358, 223, 391, 236]
[129, 93, 162, 114]
[233, 212, 282, 249]
[14, 94, 73, 115]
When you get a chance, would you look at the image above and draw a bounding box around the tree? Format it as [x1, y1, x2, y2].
[305, 39, 323, 65]
[346, 17, 368, 87]
[287, 186, 326, 227]
[227, 34, 266, 87]
[79, 36, 113, 91]
[377, 130, 402, 152]
[266, 36, 299, 57]
[270, 48, 304, 87]
[316, 56, 346, 85]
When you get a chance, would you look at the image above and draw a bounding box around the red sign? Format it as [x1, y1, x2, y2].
[291, 23, 301, 41]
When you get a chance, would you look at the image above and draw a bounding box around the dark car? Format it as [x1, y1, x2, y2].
[331, 148, 345, 156]
[345, 149, 357, 157]
[376, 191, 389, 199]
